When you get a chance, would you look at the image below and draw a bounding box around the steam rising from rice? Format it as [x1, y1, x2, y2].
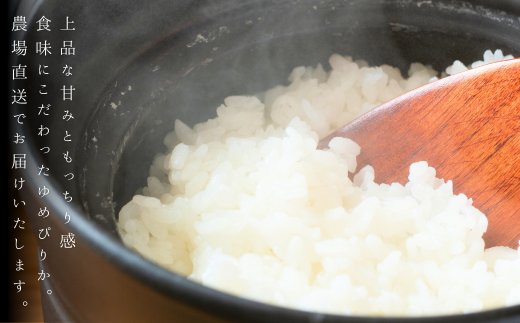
[118, 49, 519, 316]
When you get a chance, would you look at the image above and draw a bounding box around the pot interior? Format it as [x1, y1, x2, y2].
[76, 0, 520, 244]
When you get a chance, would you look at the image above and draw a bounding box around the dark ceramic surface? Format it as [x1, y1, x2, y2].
[10, 0, 520, 322]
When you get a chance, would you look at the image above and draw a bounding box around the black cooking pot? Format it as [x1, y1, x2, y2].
[10, 0, 520, 322]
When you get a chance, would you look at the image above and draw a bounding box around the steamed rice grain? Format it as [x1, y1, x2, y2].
[118, 49, 519, 316]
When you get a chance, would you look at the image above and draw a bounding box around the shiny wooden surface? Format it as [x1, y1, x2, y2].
[319, 59, 520, 249]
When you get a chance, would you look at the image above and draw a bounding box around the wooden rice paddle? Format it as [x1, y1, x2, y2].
[318, 59, 520, 249]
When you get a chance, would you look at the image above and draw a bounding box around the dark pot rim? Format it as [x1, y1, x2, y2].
[12, 0, 520, 322]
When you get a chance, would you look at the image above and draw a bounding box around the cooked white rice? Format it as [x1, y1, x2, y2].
[117, 49, 519, 316]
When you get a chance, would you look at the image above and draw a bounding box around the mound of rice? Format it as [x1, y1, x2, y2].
[117, 49, 519, 316]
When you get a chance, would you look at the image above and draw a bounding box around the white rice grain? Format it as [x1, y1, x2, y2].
[118, 50, 519, 316]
